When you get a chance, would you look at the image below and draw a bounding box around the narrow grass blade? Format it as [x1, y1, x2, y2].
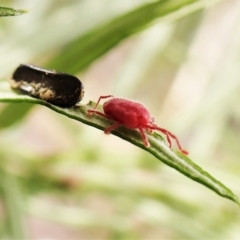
[0, 81, 239, 206]
[0, 6, 27, 17]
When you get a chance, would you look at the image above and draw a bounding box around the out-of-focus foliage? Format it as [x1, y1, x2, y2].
[0, 0, 240, 239]
[0, 6, 27, 16]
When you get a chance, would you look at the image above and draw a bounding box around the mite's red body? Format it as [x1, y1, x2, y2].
[87, 95, 188, 155]
[104, 98, 151, 129]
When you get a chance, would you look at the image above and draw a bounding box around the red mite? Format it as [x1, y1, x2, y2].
[87, 95, 188, 155]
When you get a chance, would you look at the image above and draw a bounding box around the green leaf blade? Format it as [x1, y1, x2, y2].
[46, 0, 204, 73]
[0, 81, 239, 206]
[0, 6, 27, 17]
[148, 144, 239, 205]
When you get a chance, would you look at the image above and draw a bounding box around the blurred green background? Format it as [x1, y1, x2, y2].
[0, 0, 240, 239]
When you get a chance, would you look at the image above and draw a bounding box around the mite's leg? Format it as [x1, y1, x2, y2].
[104, 122, 121, 134]
[88, 95, 113, 116]
[87, 109, 109, 118]
[92, 95, 114, 109]
[139, 128, 149, 147]
[87, 109, 121, 135]
[147, 125, 188, 155]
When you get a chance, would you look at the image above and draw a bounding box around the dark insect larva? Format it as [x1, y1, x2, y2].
[9, 64, 84, 107]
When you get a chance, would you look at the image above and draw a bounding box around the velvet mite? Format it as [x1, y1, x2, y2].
[87, 95, 188, 155]
[10, 64, 84, 107]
